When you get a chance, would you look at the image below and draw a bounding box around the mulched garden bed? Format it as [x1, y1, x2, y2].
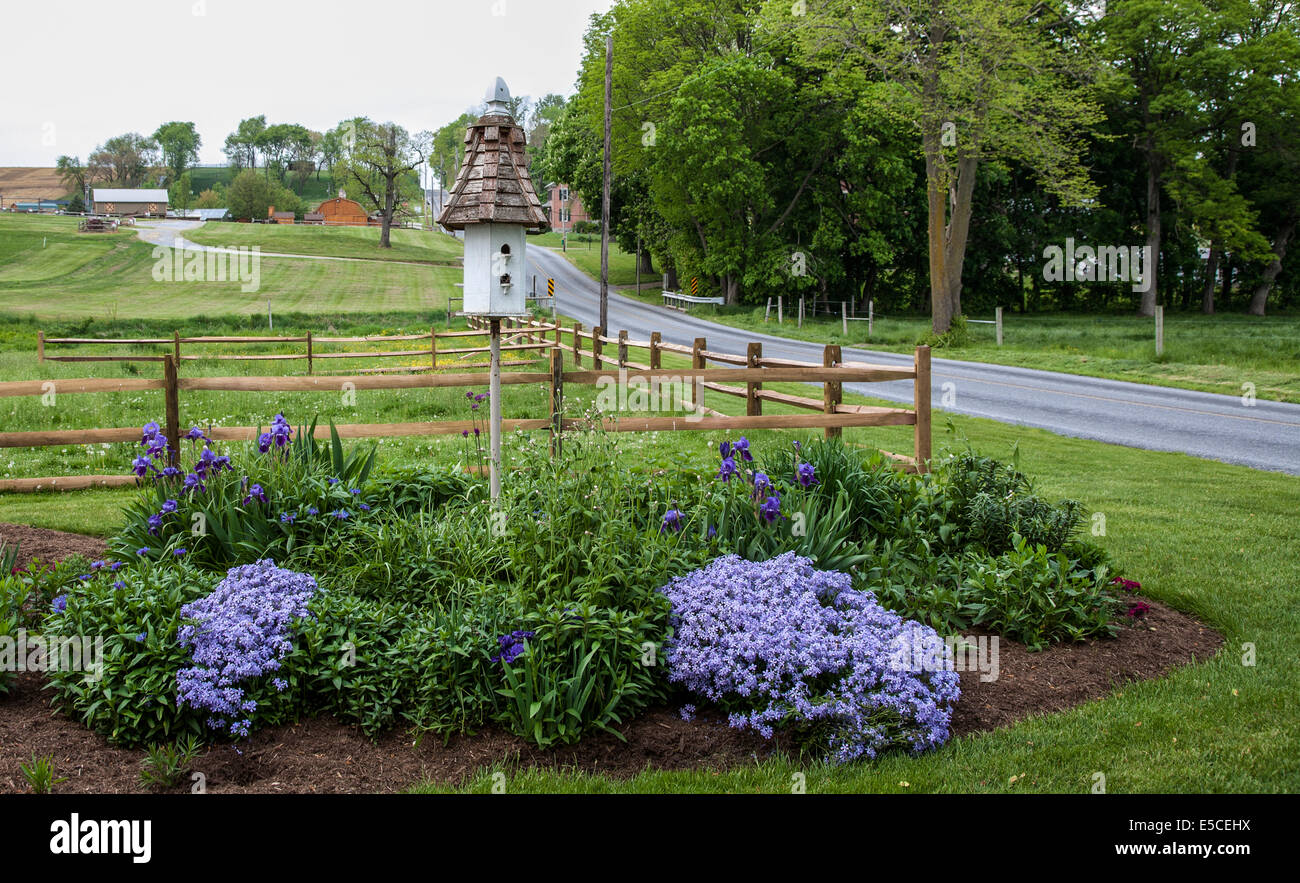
[0, 524, 1223, 793]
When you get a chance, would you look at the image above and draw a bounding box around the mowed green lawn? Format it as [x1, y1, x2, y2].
[185, 221, 464, 265]
[0, 214, 458, 321]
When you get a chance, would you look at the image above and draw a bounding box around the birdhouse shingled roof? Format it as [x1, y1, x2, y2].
[437, 110, 547, 230]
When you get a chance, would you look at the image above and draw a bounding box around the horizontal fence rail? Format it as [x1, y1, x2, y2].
[4, 317, 931, 491]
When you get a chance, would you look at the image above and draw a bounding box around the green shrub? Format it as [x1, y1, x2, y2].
[140, 735, 205, 789]
[43, 565, 216, 746]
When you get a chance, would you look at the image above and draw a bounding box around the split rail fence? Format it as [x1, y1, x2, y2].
[3, 319, 931, 492]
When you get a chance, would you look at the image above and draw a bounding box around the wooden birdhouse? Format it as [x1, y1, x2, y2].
[438, 77, 547, 317]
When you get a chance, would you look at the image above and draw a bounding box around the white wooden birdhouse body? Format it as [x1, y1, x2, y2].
[438, 77, 547, 318]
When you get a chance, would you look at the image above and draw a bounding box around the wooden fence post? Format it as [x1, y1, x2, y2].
[307, 331, 314, 375]
[650, 332, 661, 369]
[37, 331, 44, 363]
[573, 322, 583, 366]
[746, 342, 762, 416]
[549, 347, 563, 458]
[430, 328, 437, 370]
[173, 331, 181, 365]
[163, 354, 181, 468]
[592, 326, 604, 369]
[914, 345, 931, 472]
[764, 298, 772, 323]
[841, 301, 848, 337]
[823, 344, 842, 439]
[618, 330, 628, 368]
[692, 337, 706, 411]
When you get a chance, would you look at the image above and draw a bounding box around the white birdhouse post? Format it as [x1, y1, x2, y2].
[437, 77, 548, 502]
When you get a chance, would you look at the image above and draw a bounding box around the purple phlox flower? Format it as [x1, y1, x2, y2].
[680, 704, 696, 722]
[796, 462, 818, 488]
[717, 457, 738, 482]
[176, 560, 317, 738]
[661, 508, 685, 534]
[52, 594, 68, 612]
[658, 553, 960, 763]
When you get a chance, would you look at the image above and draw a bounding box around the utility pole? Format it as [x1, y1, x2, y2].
[600, 32, 612, 332]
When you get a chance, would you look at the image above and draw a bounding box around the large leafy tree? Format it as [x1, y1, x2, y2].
[334, 119, 431, 247]
[223, 115, 266, 172]
[88, 133, 159, 187]
[793, 0, 1105, 332]
[152, 121, 201, 182]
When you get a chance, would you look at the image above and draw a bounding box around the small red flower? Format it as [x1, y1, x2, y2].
[1125, 601, 1151, 618]
[1111, 576, 1141, 593]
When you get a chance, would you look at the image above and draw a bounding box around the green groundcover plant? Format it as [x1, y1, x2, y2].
[32, 414, 1125, 759]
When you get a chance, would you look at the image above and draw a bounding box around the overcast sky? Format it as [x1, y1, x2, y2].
[1, 0, 612, 168]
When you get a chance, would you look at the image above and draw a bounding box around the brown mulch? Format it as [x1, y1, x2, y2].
[0, 525, 1223, 793]
[2, 522, 108, 572]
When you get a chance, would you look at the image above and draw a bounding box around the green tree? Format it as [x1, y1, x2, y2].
[334, 119, 431, 247]
[794, 0, 1106, 332]
[169, 171, 194, 213]
[225, 168, 273, 220]
[223, 115, 266, 172]
[152, 121, 202, 181]
[88, 133, 159, 187]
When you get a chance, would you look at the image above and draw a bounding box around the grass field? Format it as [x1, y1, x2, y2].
[527, 232, 642, 286]
[185, 221, 463, 265]
[187, 167, 341, 208]
[0, 214, 457, 321]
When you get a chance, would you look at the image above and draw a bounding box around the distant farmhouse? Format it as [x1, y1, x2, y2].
[93, 188, 169, 217]
[547, 183, 589, 234]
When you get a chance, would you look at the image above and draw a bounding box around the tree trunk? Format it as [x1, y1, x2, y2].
[665, 265, 679, 291]
[1139, 157, 1161, 317]
[1221, 257, 1233, 309]
[1201, 243, 1220, 314]
[722, 274, 739, 306]
[924, 149, 953, 334]
[944, 154, 978, 320]
[1249, 218, 1296, 316]
[638, 249, 655, 275]
[379, 177, 394, 248]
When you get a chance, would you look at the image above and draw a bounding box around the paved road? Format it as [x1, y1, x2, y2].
[525, 245, 1300, 475]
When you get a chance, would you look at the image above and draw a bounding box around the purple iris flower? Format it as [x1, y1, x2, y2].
[258, 432, 273, 454]
[752, 472, 772, 497]
[90, 560, 105, 571]
[660, 508, 684, 533]
[147, 514, 163, 535]
[717, 457, 738, 482]
[131, 456, 152, 478]
[161, 499, 178, 514]
[797, 462, 818, 488]
[759, 495, 782, 524]
[183, 473, 205, 494]
[242, 484, 268, 506]
[733, 437, 753, 462]
[137, 547, 150, 557]
[173, 548, 188, 557]
[161, 466, 181, 478]
[186, 426, 209, 442]
[141, 421, 161, 442]
[720, 441, 731, 459]
[307, 507, 319, 516]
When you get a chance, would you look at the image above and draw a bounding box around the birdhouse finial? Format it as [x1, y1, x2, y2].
[485, 77, 511, 116]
